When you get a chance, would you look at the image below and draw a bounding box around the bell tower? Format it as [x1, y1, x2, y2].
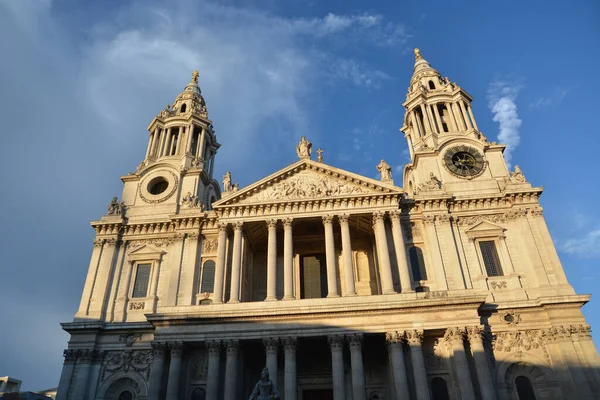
[401, 49, 517, 197]
[120, 70, 221, 216]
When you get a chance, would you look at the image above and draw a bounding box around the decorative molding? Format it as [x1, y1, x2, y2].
[119, 333, 143, 347]
[202, 238, 218, 253]
[139, 170, 179, 204]
[490, 281, 508, 290]
[102, 349, 153, 382]
[129, 301, 145, 310]
[241, 169, 370, 204]
[493, 330, 543, 352]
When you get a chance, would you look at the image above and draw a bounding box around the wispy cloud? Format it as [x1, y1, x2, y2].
[487, 79, 523, 165]
[529, 87, 570, 110]
[559, 229, 600, 258]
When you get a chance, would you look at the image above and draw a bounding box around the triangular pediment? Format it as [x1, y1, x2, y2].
[127, 244, 165, 261]
[465, 220, 505, 238]
[213, 159, 402, 207]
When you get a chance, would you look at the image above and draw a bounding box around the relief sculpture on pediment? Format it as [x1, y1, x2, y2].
[242, 171, 367, 203]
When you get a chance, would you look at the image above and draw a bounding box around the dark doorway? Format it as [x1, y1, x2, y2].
[515, 376, 536, 400]
[431, 376, 450, 400]
[303, 389, 333, 400]
[300, 254, 327, 298]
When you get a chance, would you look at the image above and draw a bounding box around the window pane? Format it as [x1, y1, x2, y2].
[200, 261, 216, 293]
[132, 264, 151, 298]
[479, 241, 503, 276]
[409, 247, 428, 281]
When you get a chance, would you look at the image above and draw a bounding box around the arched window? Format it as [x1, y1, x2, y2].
[428, 80, 436, 90]
[430, 377, 449, 400]
[118, 391, 134, 400]
[180, 103, 187, 113]
[515, 376, 536, 400]
[409, 247, 428, 281]
[201, 260, 216, 293]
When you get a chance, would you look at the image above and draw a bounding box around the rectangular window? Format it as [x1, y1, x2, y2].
[132, 264, 151, 298]
[479, 241, 503, 276]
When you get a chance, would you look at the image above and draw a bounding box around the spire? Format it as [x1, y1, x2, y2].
[410, 47, 441, 87]
[166, 69, 208, 119]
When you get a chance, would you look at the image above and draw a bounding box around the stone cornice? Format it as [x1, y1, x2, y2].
[147, 293, 487, 326]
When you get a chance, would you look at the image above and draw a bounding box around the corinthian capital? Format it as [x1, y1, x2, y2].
[443, 327, 466, 348]
[322, 214, 334, 225]
[283, 217, 294, 227]
[328, 334, 345, 350]
[338, 213, 350, 224]
[466, 325, 485, 344]
[405, 329, 424, 346]
[267, 219, 278, 229]
[385, 331, 405, 345]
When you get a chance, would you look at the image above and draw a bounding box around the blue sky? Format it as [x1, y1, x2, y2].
[1, 0, 599, 391]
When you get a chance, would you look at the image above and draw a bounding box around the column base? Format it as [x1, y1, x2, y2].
[213, 299, 223, 304]
[382, 289, 397, 295]
[401, 289, 415, 293]
[327, 294, 340, 298]
[265, 297, 278, 301]
[228, 300, 240, 304]
[283, 295, 295, 300]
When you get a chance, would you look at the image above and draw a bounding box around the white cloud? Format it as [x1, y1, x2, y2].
[559, 229, 600, 258]
[487, 79, 523, 165]
[529, 87, 570, 110]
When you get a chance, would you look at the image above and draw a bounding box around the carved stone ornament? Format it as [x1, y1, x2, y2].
[225, 339, 239, 355]
[493, 330, 543, 352]
[500, 311, 521, 326]
[182, 191, 204, 209]
[417, 172, 443, 193]
[139, 170, 179, 204]
[541, 324, 591, 343]
[347, 333, 364, 350]
[119, 332, 143, 347]
[282, 337, 297, 350]
[101, 349, 153, 382]
[490, 281, 508, 290]
[385, 331, 405, 344]
[253, 171, 367, 203]
[202, 238, 218, 253]
[443, 327, 466, 348]
[129, 301, 145, 310]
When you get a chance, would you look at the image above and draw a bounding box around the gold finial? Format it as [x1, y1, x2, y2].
[414, 48, 422, 61]
[317, 148, 324, 163]
[192, 70, 199, 83]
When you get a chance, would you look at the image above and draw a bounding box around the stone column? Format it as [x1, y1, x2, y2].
[466, 326, 496, 400]
[55, 350, 77, 400]
[266, 219, 278, 301]
[88, 238, 119, 318]
[213, 223, 228, 303]
[283, 337, 297, 400]
[198, 126, 206, 158]
[406, 330, 431, 400]
[148, 342, 167, 400]
[420, 104, 432, 133]
[459, 100, 471, 129]
[389, 211, 413, 293]
[174, 126, 183, 155]
[348, 333, 366, 400]
[224, 339, 239, 400]
[166, 342, 183, 400]
[467, 105, 479, 130]
[86, 350, 104, 399]
[426, 105, 438, 133]
[76, 240, 103, 317]
[229, 221, 243, 303]
[373, 212, 395, 294]
[323, 215, 339, 297]
[283, 217, 295, 300]
[145, 132, 154, 158]
[70, 349, 93, 400]
[444, 328, 475, 400]
[452, 103, 466, 130]
[206, 340, 221, 400]
[445, 102, 459, 131]
[328, 334, 346, 400]
[386, 332, 410, 400]
[433, 103, 444, 132]
[264, 338, 279, 388]
[339, 214, 356, 296]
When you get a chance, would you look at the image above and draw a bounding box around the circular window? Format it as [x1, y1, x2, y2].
[148, 177, 169, 195]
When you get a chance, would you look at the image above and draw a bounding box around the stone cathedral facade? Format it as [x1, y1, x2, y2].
[57, 50, 600, 400]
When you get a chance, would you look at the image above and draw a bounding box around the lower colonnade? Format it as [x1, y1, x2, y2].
[147, 326, 496, 400]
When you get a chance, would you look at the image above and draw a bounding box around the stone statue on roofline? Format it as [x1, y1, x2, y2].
[248, 367, 280, 400]
[376, 159, 393, 182]
[296, 136, 312, 160]
[107, 197, 125, 215]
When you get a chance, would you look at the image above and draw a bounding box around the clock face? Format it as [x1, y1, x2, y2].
[443, 146, 485, 177]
